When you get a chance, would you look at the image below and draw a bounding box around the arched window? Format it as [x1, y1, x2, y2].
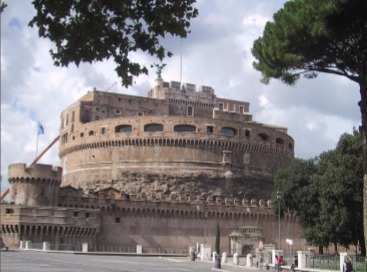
[144, 124, 163, 132]
[115, 125, 132, 133]
[174, 125, 196, 132]
[88, 130, 94, 136]
[220, 127, 237, 136]
[276, 137, 284, 145]
[257, 133, 269, 141]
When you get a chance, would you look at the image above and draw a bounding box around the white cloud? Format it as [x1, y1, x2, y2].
[243, 14, 269, 28]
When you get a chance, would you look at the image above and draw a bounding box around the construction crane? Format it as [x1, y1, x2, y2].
[0, 188, 10, 202]
[30, 135, 60, 166]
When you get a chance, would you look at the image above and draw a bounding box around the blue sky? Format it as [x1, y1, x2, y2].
[0, 0, 361, 194]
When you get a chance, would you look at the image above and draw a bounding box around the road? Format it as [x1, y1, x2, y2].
[0, 250, 258, 272]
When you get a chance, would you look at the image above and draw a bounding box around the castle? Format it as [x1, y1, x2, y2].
[1, 78, 305, 255]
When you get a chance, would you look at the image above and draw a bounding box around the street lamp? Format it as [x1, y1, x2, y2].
[204, 212, 208, 244]
[276, 191, 281, 250]
[286, 239, 293, 254]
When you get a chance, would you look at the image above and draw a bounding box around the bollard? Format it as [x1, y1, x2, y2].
[222, 252, 227, 263]
[233, 253, 239, 265]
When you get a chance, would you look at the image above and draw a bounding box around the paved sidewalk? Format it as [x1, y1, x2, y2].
[0, 250, 260, 272]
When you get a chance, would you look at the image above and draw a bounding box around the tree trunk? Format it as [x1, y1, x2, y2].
[358, 73, 367, 257]
[319, 245, 323, 255]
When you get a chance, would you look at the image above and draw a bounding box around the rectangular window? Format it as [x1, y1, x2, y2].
[245, 130, 251, 138]
[219, 103, 224, 111]
[115, 109, 121, 115]
[71, 111, 75, 122]
[115, 217, 121, 223]
[187, 106, 193, 116]
[73, 211, 78, 217]
[207, 126, 214, 134]
[101, 127, 106, 134]
[239, 106, 244, 114]
[82, 109, 91, 123]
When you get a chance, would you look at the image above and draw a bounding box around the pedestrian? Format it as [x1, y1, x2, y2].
[291, 255, 298, 272]
[343, 256, 354, 272]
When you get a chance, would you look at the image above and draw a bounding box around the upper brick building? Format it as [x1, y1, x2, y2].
[59, 80, 294, 200]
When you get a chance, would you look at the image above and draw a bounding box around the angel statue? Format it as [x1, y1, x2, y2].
[153, 63, 166, 79]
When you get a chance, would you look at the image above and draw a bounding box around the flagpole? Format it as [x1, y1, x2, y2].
[36, 130, 39, 157]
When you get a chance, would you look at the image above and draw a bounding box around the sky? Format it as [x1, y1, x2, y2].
[0, 0, 361, 195]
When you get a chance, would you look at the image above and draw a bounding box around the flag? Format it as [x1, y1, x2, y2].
[37, 121, 44, 135]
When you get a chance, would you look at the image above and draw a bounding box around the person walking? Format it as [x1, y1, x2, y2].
[343, 256, 354, 272]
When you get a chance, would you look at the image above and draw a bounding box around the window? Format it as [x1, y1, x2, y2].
[207, 126, 214, 134]
[73, 211, 78, 217]
[71, 111, 75, 122]
[6, 208, 13, 215]
[276, 138, 284, 145]
[89, 130, 94, 136]
[218, 103, 224, 111]
[144, 124, 163, 132]
[115, 217, 121, 223]
[174, 125, 196, 132]
[85, 212, 90, 218]
[82, 109, 91, 122]
[220, 127, 237, 136]
[95, 115, 100, 121]
[187, 106, 194, 116]
[239, 106, 244, 114]
[95, 107, 100, 112]
[245, 130, 251, 138]
[257, 133, 269, 141]
[115, 125, 132, 133]
[80, 132, 84, 138]
[115, 109, 122, 115]
[101, 127, 106, 134]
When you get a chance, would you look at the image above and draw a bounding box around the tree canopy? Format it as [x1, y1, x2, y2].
[274, 130, 365, 255]
[253, 0, 367, 256]
[29, 0, 198, 87]
[252, 0, 366, 85]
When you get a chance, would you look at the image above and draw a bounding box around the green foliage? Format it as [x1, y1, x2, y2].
[0, 2, 7, 13]
[274, 130, 364, 253]
[252, 0, 367, 85]
[215, 222, 220, 255]
[29, 0, 198, 87]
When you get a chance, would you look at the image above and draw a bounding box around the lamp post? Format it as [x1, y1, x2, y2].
[276, 191, 281, 250]
[204, 212, 208, 244]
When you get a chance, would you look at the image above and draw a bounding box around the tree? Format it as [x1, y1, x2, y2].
[274, 131, 365, 255]
[215, 222, 220, 255]
[273, 158, 329, 253]
[1, 2, 7, 13]
[29, 0, 198, 87]
[252, 0, 367, 255]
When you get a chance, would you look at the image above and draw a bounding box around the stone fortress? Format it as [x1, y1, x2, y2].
[1, 76, 305, 256]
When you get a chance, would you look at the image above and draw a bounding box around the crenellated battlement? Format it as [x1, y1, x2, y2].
[57, 186, 297, 222]
[8, 163, 62, 184]
[8, 163, 62, 207]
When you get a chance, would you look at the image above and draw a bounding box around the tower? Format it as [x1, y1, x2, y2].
[8, 163, 62, 207]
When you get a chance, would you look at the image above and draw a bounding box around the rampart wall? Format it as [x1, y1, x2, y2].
[56, 193, 305, 254]
[0, 205, 100, 249]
